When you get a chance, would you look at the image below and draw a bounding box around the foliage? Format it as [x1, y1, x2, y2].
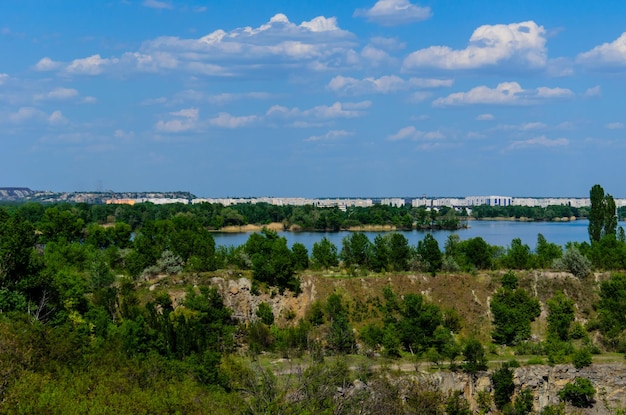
[558, 377, 595, 408]
[490, 273, 541, 345]
[255, 302, 274, 325]
[417, 233, 442, 274]
[326, 293, 356, 354]
[572, 348, 592, 369]
[597, 273, 626, 341]
[310, 236, 339, 270]
[546, 291, 575, 342]
[462, 338, 487, 375]
[244, 229, 298, 292]
[491, 363, 515, 410]
[340, 232, 372, 268]
[552, 246, 591, 278]
[514, 388, 534, 415]
[588, 184, 617, 243]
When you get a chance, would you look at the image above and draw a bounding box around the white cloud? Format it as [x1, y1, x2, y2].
[34, 57, 62, 71]
[209, 112, 258, 128]
[476, 113, 494, 121]
[577, 32, 626, 70]
[35, 87, 79, 101]
[305, 129, 353, 142]
[408, 91, 431, 103]
[49, 14, 356, 78]
[7, 107, 66, 125]
[0, 73, 7, 85]
[143, 0, 173, 9]
[267, 101, 371, 119]
[155, 107, 199, 132]
[606, 122, 624, 129]
[66, 54, 117, 75]
[354, 0, 432, 26]
[507, 135, 569, 150]
[48, 110, 68, 125]
[584, 85, 601, 97]
[114, 129, 135, 140]
[388, 126, 445, 141]
[403, 21, 546, 71]
[328, 75, 452, 95]
[433, 82, 574, 107]
[520, 122, 547, 130]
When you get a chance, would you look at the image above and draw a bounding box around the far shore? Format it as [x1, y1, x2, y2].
[211, 217, 581, 233]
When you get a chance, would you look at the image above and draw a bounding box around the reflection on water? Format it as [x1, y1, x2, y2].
[212, 219, 625, 251]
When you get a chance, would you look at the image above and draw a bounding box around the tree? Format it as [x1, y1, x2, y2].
[535, 233, 562, 269]
[588, 184, 617, 243]
[552, 246, 591, 278]
[462, 338, 487, 375]
[340, 232, 371, 268]
[504, 238, 531, 269]
[291, 243, 309, 271]
[491, 363, 515, 410]
[558, 377, 595, 408]
[244, 229, 297, 291]
[326, 293, 356, 354]
[491, 272, 541, 345]
[417, 233, 442, 274]
[546, 291, 575, 342]
[311, 237, 338, 270]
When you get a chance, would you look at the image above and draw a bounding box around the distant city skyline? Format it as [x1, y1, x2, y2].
[2, 1, 626, 197]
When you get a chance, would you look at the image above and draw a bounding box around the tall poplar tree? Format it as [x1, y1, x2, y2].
[588, 184, 617, 243]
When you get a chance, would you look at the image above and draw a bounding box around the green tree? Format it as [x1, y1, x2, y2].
[558, 377, 595, 408]
[589, 184, 617, 243]
[326, 293, 356, 354]
[514, 388, 534, 415]
[546, 291, 575, 342]
[311, 237, 339, 270]
[491, 363, 515, 410]
[244, 229, 297, 291]
[256, 302, 275, 325]
[340, 232, 372, 268]
[417, 233, 442, 274]
[504, 238, 532, 269]
[535, 233, 562, 269]
[490, 272, 541, 345]
[291, 242, 309, 271]
[462, 338, 487, 375]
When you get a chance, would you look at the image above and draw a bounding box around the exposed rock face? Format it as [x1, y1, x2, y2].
[207, 272, 626, 414]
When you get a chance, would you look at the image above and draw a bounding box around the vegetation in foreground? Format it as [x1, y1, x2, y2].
[0, 184, 625, 414]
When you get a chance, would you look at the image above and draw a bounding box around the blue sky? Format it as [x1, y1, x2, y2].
[1, 0, 626, 197]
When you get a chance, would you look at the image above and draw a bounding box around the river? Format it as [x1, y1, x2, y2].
[212, 219, 626, 251]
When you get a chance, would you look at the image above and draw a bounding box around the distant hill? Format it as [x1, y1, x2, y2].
[0, 187, 34, 201]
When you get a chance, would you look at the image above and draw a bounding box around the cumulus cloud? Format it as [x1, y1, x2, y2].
[34, 57, 62, 71]
[354, 0, 432, 26]
[66, 54, 117, 75]
[433, 82, 574, 107]
[34, 87, 79, 101]
[584, 85, 601, 97]
[305, 129, 353, 142]
[577, 32, 626, 70]
[209, 112, 258, 128]
[507, 135, 569, 150]
[48, 110, 68, 125]
[328, 75, 452, 95]
[267, 101, 371, 119]
[606, 122, 624, 129]
[388, 126, 445, 141]
[155, 107, 199, 132]
[403, 21, 546, 71]
[7, 107, 66, 125]
[42, 14, 357, 78]
[476, 113, 494, 121]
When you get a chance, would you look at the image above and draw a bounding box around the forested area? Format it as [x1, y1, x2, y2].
[0, 185, 625, 413]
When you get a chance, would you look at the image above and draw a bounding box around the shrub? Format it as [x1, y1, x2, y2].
[552, 246, 591, 278]
[558, 377, 595, 408]
[572, 348, 592, 369]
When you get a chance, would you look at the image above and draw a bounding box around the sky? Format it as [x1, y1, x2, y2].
[1, 0, 626, 198]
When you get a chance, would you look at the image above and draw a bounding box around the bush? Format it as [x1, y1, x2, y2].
[552, 246, 591, 278]
[558, 377, 595, 408]
[572, 348, 592, 369]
